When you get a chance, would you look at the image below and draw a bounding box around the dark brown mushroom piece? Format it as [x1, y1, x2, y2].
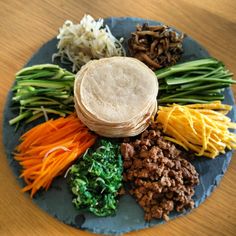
[128, 23, 185, 70]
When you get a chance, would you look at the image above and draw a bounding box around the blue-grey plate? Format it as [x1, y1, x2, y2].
[2, 17, 236, 235]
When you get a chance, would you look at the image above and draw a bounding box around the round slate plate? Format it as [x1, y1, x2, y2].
[2, 17, 236, 235]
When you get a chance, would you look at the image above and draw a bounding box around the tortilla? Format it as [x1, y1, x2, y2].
[74, 57, 158, 137]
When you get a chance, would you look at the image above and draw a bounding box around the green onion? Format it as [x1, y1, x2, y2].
[156, 58, 234, 104]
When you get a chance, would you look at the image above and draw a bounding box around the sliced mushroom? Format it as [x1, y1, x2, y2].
[128, 23, 184, 70]
[135, 52, 161, 69]
[150, 39, 159, 54]
[136, 31, 160, 37]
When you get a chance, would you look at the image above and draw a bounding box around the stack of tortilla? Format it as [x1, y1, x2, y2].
[74, 57, 158, 137]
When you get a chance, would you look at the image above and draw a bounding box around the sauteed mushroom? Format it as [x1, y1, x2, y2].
[128, 23, 184, 70]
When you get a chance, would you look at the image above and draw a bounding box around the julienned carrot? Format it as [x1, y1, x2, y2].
[14, 113, 97, 197]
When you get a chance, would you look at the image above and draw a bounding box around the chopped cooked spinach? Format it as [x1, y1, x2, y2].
[69, 139, 123, 216]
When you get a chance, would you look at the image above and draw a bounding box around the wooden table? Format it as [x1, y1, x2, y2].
[0, 0, 236, 235]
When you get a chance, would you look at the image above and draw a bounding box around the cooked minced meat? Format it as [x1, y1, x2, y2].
[121, 124, 199, 221]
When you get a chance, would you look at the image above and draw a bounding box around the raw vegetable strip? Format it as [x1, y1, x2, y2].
[156, 58, 235, 104]
[10, 64, 75, 126]
[14, 114, 97, 197]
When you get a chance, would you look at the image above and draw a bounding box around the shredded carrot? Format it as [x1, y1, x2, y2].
[14, 113, 97, 197]
[156, 102, 236, 158]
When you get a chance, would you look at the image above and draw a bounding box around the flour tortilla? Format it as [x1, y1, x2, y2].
[74, 99, 157, 137]
[91, 103, 158, 137]
[79, 57, 158, 123]
[75, 58, 157, 125]
[74, 57, 159, 137]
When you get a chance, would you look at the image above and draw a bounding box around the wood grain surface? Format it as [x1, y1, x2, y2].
[0, 0, 236, 235]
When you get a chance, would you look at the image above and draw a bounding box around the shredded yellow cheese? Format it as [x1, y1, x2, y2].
[156, 102, 236, 158]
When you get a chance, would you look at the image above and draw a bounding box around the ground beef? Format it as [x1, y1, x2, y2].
[121, 124, 199, 221]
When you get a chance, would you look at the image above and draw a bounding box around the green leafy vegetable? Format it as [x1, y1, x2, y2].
[68, 140, 123, 217]
[156, 58, 235, 104]
[10, 64, 75, 126]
